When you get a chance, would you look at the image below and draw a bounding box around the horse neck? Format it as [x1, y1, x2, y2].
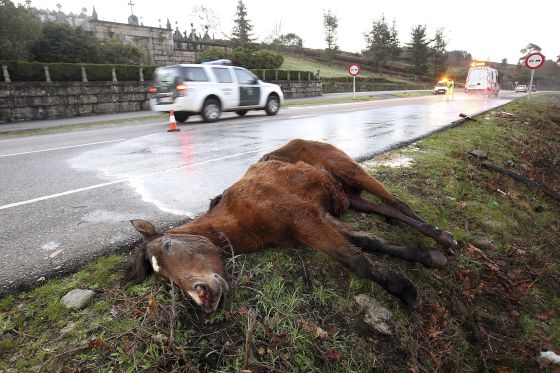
[168, 213, 234, 253]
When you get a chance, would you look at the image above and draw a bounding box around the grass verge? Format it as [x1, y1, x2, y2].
[1, 94, 559, 372]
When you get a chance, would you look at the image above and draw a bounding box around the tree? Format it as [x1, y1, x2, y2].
[406, 25, 430, 79]
[31, 22, 143, 64]
[447, 50, 472, 67]
[231, 0, 254, 48]
[323, 9, 338, 63]
[518, 43, 541, 65]
[430, 28, 447, 79]
[271, 33, 303, 52]
[364, 14, 399, 74]
[32, 22, 100, 62]
[98, 39, 143, 64]
[0, 0, 42, 61]
[192, 4, 220, 38]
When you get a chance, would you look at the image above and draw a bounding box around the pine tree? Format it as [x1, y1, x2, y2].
[406, 25, 430, 80]
[364, 15, 400, 75]
[231, 0, 254, 48]
[430, 28, 447, 79]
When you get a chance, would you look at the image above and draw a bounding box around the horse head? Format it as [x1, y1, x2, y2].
[130, 219, 228, 313]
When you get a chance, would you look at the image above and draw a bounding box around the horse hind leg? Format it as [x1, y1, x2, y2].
[347, 230, 447, 269]
[293, 219, 419, 307]
[350, 169, 427, 223]
[348, 195, 457, 250]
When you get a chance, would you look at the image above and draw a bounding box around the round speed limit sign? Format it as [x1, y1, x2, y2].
[348, 63, 361, 76]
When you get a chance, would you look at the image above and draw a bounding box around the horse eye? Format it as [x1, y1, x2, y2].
[164, 241, 172, 251]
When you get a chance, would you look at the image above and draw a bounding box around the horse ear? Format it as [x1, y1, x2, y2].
[131, 219, 157, 238]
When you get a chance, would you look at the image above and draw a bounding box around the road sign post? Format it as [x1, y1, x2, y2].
[348, 64, 361, 99]
[524, 52, 545, 101]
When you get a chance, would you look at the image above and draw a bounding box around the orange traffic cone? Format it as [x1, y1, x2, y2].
[167, 110, 180, 132]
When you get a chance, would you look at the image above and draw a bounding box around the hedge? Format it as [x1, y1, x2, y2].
[48, 63, 83, 81]
[0, 61, 315, 83]
[252, 69, 315, 81]
[2, 61, 45, 82]
[0, 61, 155, 82]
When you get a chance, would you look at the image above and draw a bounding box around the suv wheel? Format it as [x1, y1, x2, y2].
[201, 98, 221, 123]
[265, 94, 280, 116]
[174, 111, 189, 122]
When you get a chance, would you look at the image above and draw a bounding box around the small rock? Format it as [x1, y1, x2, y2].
[355, 294, 393, 335]
[61, 289, 95, 309]
[540, 351, 560, 364]
[60, 321, 76, 334]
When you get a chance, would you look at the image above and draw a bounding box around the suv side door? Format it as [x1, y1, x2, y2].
[233, 67, 261, 107]
[211, 67, 237, 110]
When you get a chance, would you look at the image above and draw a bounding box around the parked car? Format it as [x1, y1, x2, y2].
[149, 62, 284, 123]
[515, 84, 528, 93]
[433, 80, 448, 95]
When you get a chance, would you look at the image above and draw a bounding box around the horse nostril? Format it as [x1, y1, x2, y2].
[195, 283, 208, 296]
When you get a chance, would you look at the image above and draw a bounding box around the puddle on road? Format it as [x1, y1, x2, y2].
[81, 209, 130, 224]
[40, 241, 60, 251]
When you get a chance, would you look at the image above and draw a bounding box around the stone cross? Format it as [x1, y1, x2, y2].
[128, 0, 135, 15]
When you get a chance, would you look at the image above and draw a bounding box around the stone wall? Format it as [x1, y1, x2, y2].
[85, 20, 193, 66]
[0, 80, 322, 122]
[84, 20, 228, 66]
[276, 81, 322, 99]
[0, 81, 151, 122]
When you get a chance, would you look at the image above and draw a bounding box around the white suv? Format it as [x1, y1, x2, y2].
[149, 63, 284, 123]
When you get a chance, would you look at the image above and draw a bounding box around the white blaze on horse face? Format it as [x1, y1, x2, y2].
[151, 255, 161, 273]
[187, 290, 203, 305]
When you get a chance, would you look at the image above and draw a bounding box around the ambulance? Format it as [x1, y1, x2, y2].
[465, 61, 500, 97]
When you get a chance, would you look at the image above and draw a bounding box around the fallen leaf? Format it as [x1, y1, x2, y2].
[537, 310, 557, 321]
[320, 348, 341, 361]
[300, 318, 329, 339]
[88, 338, 111, 350]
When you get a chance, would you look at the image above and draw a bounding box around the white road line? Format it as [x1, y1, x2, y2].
[0, 180, 127, 210]
[0, 139, 127, 158]
[289, 115, 314, 119]
[0, 145, 278, 211]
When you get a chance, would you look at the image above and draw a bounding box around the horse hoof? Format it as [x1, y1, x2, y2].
[424, 250, 448, 269]
[437, 230, 456, 249]
[387, 273, 418, 307]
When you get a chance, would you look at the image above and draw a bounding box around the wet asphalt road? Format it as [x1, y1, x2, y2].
[0, 92, 516, 294]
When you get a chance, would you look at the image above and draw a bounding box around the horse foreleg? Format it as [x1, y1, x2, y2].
[348, 195, 457, 249]
[294, 220, 419, 307]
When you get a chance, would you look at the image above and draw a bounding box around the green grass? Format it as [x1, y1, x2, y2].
[1, 94, 559, 372]
[281, 54, 412, 83]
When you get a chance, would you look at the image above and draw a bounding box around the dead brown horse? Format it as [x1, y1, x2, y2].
[130, 139, 455, 312]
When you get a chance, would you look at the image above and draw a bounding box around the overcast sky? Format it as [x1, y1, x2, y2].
[19, 0, 558, 65]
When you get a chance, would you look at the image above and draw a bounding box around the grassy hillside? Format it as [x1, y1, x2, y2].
[281, 54, 414, 83]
